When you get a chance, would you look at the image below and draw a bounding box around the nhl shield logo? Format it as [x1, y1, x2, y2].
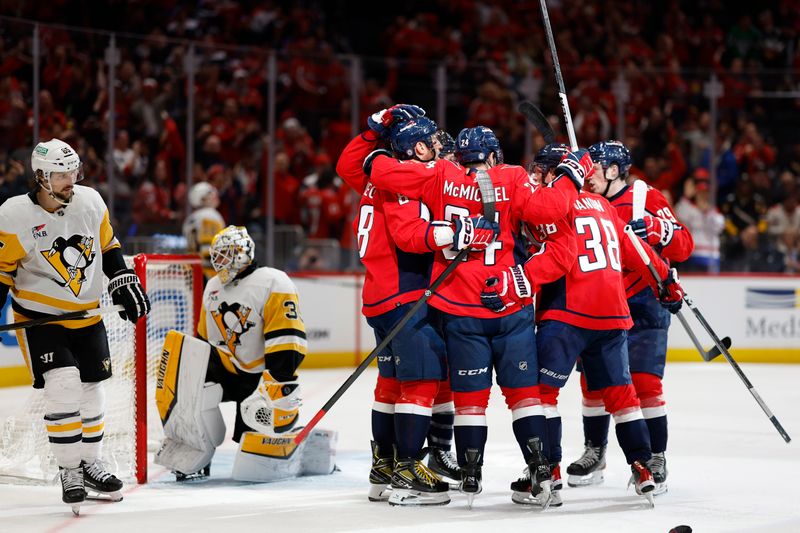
[211, 302, 256, 354]
[518, 361, 528, 371]
[41, 235, 96, 296]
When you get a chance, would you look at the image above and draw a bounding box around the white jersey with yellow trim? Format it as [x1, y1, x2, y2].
[0, 186, 119, 326]
[182, 207, 225, 279]
[198, 266, 307, 374]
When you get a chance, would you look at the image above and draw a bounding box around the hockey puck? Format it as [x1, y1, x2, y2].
[669, 527, 692, 533]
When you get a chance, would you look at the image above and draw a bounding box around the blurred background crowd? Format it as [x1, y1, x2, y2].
[0, 0, 798, 273]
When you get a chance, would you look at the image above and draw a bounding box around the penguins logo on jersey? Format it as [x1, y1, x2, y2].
[41, 235, 96, 296]
[210, 302, 256, 354]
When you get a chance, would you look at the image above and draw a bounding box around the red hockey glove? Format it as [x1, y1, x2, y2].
[658, 268, 684, 314]
[629, 215, 676, 247]
[480, 265, 532, 313]
[367, 104, 426, 138]
[453, 215, 499, 251]
[554, 149, 594, 191]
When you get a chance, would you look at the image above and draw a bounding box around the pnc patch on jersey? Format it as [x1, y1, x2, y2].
[31, 224, 48, 240]
[210, 302, 256, 354]
[40, 234, 96, 296]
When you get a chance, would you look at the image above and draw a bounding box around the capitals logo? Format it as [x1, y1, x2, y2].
[210, 302, 256, 354]
[41, 235, 96, 296]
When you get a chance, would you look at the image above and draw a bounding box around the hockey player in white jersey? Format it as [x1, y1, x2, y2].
[0, 139, 150, 514]
[155, 226, 335, 482]
[182, 182, 225, 280]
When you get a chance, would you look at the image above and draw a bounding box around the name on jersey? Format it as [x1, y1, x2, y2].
[363, 182, 377, 199]
[573, 197, 605, 212]
[31, 224, 48, 239]
[443, 181, 508, 202]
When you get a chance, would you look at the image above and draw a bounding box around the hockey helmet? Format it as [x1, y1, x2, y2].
[210, 226, 255, 285]
[531, 142, 570, 176]
[31, 139, 83, 204]
[188, 181, 218, 209]
[455, 126, 504, 165]
[389, 117, 438, 160]
[588, 140, 632, 179]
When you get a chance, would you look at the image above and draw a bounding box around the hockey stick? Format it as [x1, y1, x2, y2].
[539, 0, 578, 151]
[0, 304, 125, 332]
[518, 101, 556, 144]
[623, 226, 791, 444]
[294, 171, 498, 445]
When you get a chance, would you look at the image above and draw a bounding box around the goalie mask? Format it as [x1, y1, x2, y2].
[210, 226, 255, 285]
[31, 139, 84, 206]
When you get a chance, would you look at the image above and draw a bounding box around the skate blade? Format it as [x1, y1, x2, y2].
[70, 503, 81, 516]
[367, 483, 391, 502]
[466, 493, 474, 509]
[86, 490, 123, 503]
[644, 492, 655, 508]
[652, 482, 668, 496]
[566, 471, 604, 487]
[387, 489, 450, 507]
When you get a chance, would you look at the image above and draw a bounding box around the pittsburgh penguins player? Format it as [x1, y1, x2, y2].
[0, 139, 150, 513]
[155, 226, 333, 482]
[182, 182, 225, 280]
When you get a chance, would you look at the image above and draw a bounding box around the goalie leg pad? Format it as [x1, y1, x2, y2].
[231, 429, 337, 482]
[154, 330, 225, 475]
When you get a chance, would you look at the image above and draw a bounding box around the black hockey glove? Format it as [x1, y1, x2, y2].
[108, 269, 151, 324]
[363, 149, 393, 177]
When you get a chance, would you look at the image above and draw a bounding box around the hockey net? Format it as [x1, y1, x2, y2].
[0, 254, 202, 485]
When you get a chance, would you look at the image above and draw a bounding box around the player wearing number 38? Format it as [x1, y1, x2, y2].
[0, 138, 150, 513]
[155, 225, 336, 483]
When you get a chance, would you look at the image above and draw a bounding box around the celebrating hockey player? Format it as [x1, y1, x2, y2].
[155, 226, 334, 483]
[337, 105, 466, 506]
[481, 143, 686, 507]
[183, 181, 225, 280]
[369, 124, 587, 507]
[564, 141, 694, 494]
[0, 139, 151, 513]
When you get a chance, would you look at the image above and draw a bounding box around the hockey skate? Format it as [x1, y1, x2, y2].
[516, 438, 552, 509]
[174, 463, 211, 482]
[82, 460, 123, 502]
[511, 463, 562, 507]
[426, 447, 461, 488]
[646, 452, 668, 495]
[388, 457, 450, 507]
[628, 460, 656, 508]
[368, 440, 393, 502]
[566, 441, 606, 487]
[458, 449, 482, 509]
[60, 466, 86, 516]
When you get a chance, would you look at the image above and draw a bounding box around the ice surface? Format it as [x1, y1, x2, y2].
[0, 363, 797, 532]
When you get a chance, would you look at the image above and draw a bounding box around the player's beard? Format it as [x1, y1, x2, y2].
[52, 186, 74, 204]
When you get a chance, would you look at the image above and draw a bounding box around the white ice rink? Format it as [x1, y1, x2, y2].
[0, 363, 797, 533]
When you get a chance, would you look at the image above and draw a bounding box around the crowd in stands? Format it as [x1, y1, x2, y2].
[0, 0, 798, 272]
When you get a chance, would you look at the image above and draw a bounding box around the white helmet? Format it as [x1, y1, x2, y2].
[210, 226, 255, 284]
[188, 181, 217, 209]
[31, 139, 83, 205]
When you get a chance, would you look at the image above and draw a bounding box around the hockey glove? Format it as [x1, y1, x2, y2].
[453, 215, 500, 251]
[658, 268, 684, 314]
[426, 220, 456, 250]
[241, 370, 301, 436]
[367, 104, 426, 138]
[363, 149, 393, 177]
[629, 215, 676, 247]
[555, 149, 594, 191]
[480, 265, 532, 313]
[107, 269, 151, 324]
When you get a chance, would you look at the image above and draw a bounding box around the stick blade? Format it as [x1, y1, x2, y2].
[518, 101, 556, 144]
[703, 336, 732, 362]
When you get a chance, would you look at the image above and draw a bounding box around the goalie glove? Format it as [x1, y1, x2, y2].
[554, 149, 594, 191]
[241, 370, 301, 436]
[367, 104, 426, 138]
[658, 268, 684, 314]
[480, 265, 533, 313]
[453, 215, 500, 251]
[107, 269, 150, 324]
[629, 215, 676, 247]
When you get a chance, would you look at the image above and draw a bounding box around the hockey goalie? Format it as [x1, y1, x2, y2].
[154, 225, 336, 482]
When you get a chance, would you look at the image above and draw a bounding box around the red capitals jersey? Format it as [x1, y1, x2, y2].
[607, 179, 694, 297]
[336, 131, 436, 317]
[370, 156, 577, 318]
[537, 192, 668, 330]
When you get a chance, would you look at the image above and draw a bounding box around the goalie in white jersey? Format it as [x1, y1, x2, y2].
[155, 226, 335, 482]
[0, 139, 150, 513]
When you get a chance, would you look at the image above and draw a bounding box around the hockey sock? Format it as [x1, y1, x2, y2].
[502, 387, 548, 463]
[428, 381, 454, 451]
[614, 414, 652, 465]
[394, 381, 437, 459]
[43, 367, 83, 468]
[80, 382, 106, 462]
[632, 373, 668, 453]
[545, 409, 562, 464]
[645, 415, 668, 453]
[583, 414, 611, 447]
[454, 423, 487, 467]
[372, 376, 399, 452]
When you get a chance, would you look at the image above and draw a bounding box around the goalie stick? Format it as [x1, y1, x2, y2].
[0, 304, 125, 332]
[294, 170, 497, 445]
[623, 225, 790, 444]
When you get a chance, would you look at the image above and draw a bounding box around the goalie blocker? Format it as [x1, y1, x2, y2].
[155, 331, 336, 482]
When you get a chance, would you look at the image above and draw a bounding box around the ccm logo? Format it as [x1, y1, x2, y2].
[457, 367, 488, 376]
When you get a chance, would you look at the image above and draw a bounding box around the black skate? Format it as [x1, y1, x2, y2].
[646, 452, 668, 496]
[628, 460, 656, 508]
[82, 460, 123, 502]
[566, 441, 606, 487]
[368, 440, 393, 502]
[174, 463, 211, 482]
[60, 466, 86, 516]
[524, 438, 552, 509]
[426, 447, 461, 488]
[511, 462, 562, 507]
[388, 456, 450, 507]
[458, 448, 482, 509]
